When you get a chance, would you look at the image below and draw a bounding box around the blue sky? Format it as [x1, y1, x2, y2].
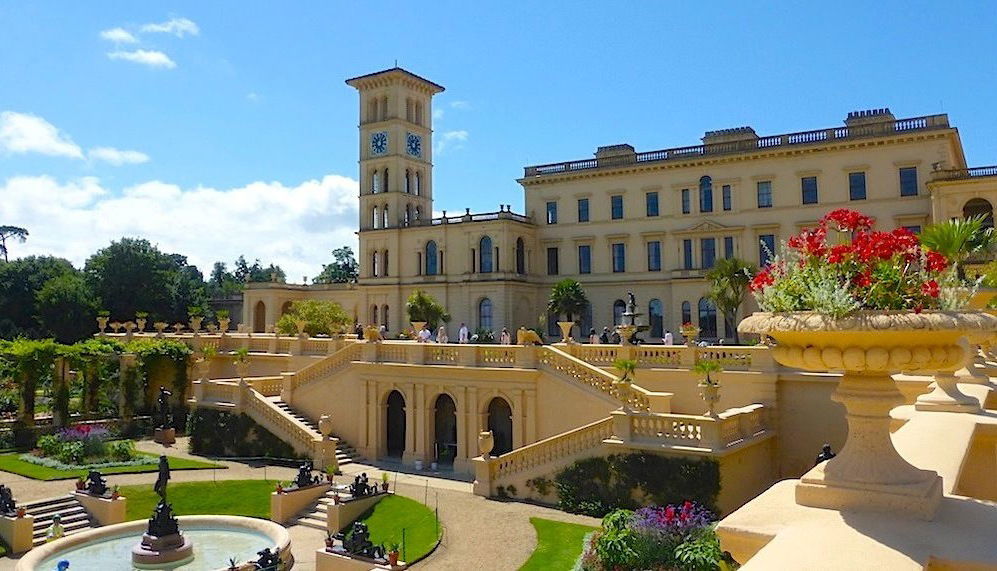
[1, 1, 996, 279]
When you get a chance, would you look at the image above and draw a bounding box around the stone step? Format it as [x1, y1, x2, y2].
[32, 513, 90, 537]
[293, 515, 327, 530]
[21, 495, 76, 510]
[24, 499, 79, 517]
[32, 520, 93, 546]
[31, 506, 86, 526]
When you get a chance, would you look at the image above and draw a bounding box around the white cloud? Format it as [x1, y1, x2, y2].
[449, 101, 470, 110]
[99, 27, 138, 43]
[107, 49, 176, 69]
[141, 17, 199, 38]
[1, 174, 360, 281]
[0, 111, 84, 158]
[432, 109, 444, 120]
[88, 147, 150, 166]
[246, 92, 260, 102]
[434, 130, 469, 155]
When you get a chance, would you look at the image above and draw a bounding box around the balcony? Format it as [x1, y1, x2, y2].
[523, 114, 951, 178]
[930, 165, 997, 181]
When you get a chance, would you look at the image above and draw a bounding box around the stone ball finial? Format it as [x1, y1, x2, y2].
[478, 430, 494, 458]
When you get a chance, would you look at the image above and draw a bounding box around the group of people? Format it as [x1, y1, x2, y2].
[585, 327, 678, 345]
[414, 323, 514, 345]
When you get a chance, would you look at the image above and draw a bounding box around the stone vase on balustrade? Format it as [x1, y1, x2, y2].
[741, 310, 997, 520]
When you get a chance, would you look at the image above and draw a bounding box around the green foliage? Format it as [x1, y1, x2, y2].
[693, 359, 723, 385]
[920, 215, 994, 269]
[547, 278, 590, 322]
[0, 338, 60, 422]
[526, 476, 553, 498]
[207, 262, 243, 298]
[121, 480, 272, 521]
[35, 272, 99, 343]
[233, 255, 285, 284]
[612, 359, 637, 382]
[520, 518, 597, 571]
[706, 257, 754, 343]
[186, 408, 301, 459]
[405, 290, 451, 329]
[593, 510, 641, 569]
[473, 327, 495, 343]
[314, 246, 360, 284]
[275, 299, 351, 336]
[0, 450, 218, 480]
[673, 526, 726, 571]
[0, 225, 28, 262]
[0, 256, 78, 339]
[356, 494, 440, 563]
[554, 453, 720, 517]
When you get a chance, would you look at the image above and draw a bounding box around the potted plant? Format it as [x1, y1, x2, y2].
[693, 359, 723, 417]
[547, 278, 589, 343]
[612, 358, 637, 410]
[680, 322, 699, 346]
[387, 542, 400, 566]
[16, 506, 26, 518]
[233, 347, 250, 379]
[188, 306, 204, 332]
[275, 482, 284, 494]
[216, 309, 231, 332]
[741, 208, 997, 519]
[326, 466, 335, 483]
[96, 310, 110, 333]
[135, 311, 148, 332]
[381, 472, 390, 493]
[111, 485, 120, 500]
[75, 477, 85, 491]
[332, 490, 341, 504]
[325, 532, 335, 550]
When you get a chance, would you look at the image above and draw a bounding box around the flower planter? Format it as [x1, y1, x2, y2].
[741, 310, 996, 520]
[556, 321, 575, 344]
[388, 550, 400, 566]
[699, 383, 720, 417]
[218, 318, 231, 333]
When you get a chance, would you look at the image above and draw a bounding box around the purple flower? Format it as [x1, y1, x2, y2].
[631, 501, 714, 540]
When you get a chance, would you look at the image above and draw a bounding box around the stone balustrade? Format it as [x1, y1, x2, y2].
[610, 404, 769, 452]
[560, 343, 774, 371]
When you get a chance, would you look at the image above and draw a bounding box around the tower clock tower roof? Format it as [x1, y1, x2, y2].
[345, 67, 445, 94]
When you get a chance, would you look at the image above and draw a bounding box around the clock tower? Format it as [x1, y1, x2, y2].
[346, 68, 444, 232]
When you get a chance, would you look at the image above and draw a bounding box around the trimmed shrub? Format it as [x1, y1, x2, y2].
[186, 408, 301, 459]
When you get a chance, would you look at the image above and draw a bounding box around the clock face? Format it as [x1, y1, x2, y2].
[370, 132, 388, 155]
[406, 133, 422, 157]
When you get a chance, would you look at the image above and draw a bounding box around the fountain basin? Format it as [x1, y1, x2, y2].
[17, 515, 292, 571]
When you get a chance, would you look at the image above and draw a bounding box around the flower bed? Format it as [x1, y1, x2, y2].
[576, 502, 735, 571]
[28, 424, 137, 466]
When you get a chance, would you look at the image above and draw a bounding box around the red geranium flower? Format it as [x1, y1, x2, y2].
[921, 280, 940, 298]
[925, 251, 948, 272]
[820, 208, 875, 232]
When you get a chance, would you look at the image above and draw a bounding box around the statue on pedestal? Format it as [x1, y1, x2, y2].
[336, 521, 385, 560]
[0, 485, 16, 516]
[85, 470, 108, 496]
[293, 461, 319, 488]
[349, 473, 373, 497]
[156, 386, 173, 429]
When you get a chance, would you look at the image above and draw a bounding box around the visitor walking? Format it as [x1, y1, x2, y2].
[599, 327, 610, 344]
[500, 327, 511, 344]
[663, 330, 673, 345]
[436, 325, 448, 343]
[458, 323, 469, 343]
[588, 328, 599, 344]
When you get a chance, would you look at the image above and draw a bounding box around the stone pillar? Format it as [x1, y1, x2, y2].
[524, 389, 537, 445]
[414, 384, 427, 462]
[403, 384, 416, 465]
[365, 380, 378, 459]
[0, 514, 34, 554]
[52, 356, 70, 428]
[610, 409, 632, 442]
[454, 386, 468, 470]
[512, 389, 524, 450]
[466, 387, 479, 457]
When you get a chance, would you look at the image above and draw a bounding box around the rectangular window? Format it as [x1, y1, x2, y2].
[683, 239, 693, 270]
[849, 172, 867, 201]
[681, 189, 690, 214]
[646, 192, 659, 217]
[546, 201, 558, 224]
[577, 198, 589, 223]
[801, 176, 818, 205]
[759, 234, 776, 266]
[757, 181, 772, 208]
[700, 186, 713, 212]
[546, 247, 559, 275]
[578, 245, 591, 274]
[722, 185, 732, 211]
[611, 195, 624, 220]
[701, 238, 716, 269]
[647, 241, 661, 271]
[899, 167, 918, 197]
[903, 225, 922, 234]
[612, 243, 626, 273]
[723, 236, 734, 259]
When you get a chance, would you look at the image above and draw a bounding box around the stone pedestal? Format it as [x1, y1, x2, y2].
[0, 514, 34, 554]
[154, 427, 176, 445]
[74, 491, 126, 525]
[132, 532, 194, 567]
[316, 548, 406, 571]
[915, 373, 981, 413]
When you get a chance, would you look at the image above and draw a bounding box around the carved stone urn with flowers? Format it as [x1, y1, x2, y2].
[693, 359, 723, 417]
[742, 208, 997, 520]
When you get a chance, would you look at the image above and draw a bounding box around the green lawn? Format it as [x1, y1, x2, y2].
[356, 494, 440, 563]
[0, 451, 221, 480]
[121, 480, 274, 521]
[520, 517, 598, 571]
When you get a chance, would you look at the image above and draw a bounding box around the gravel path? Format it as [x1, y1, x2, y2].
[0, 437, 601, 570]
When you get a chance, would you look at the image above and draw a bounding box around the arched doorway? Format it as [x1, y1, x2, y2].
[487, 397, 513, 456]
[433, 394, 457, 466]
[253, 301, 266, 333]
[280, 301, 292, 317]
[385, 391, 406, 458]
[964, 198, 994, 228]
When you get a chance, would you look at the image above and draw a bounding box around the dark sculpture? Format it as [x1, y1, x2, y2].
[154, 455, 170, 501]
[255, 547, 281, 570]
[814, 443, 836, 466]
[85, 470, 108, 496]
[349, 473, 373, 497]
[334, 522, 385, 560]
[146, 499, 180, 538]
[626, 290, 637, 316]
[293, 461, 320, 488]
[0, 484, 16, 516]
[156, 386, 173, 429]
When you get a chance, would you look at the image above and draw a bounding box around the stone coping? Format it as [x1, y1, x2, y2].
[14, 515, 291, 571]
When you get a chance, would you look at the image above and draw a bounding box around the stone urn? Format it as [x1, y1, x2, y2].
[478, 430, 495, 458]
[96, 316, 109, 333]
[318, 414, 334, 438]
[740, 310, 997, 520]
[123, 321, 136, 334]
[109, 321, 123, 333]
[615, 324, 637, 346]
[189, 316, 203, 332]
[206, 324, 218, 334]
[682, 327, 700, 346]
[194, 357, 209, 381]
[218, 318, 231, 333]
[154, 322, 168, 337]
[135, 318, 147, 332]
[364, 325, 382, 343]
[234, 360, 250, 380]
[557, 321, 576, 344]
[173, 322, 185, 334]
[699, 382, 721, 417]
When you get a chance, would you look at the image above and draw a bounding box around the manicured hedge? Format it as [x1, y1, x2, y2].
[553, 453, 720, 517]
[186, 408, 301, 459]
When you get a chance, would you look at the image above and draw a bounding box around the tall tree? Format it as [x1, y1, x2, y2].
[0, 226, 28, 262]
[35, 272, 99, 343]
[706, 257, 755, 344]
[207, 261, 243, 297]
[0, 256, 76, 339]
[547, 278, 589, 323]
[314, 246, 359, 284]
[233, 255, 286, 283]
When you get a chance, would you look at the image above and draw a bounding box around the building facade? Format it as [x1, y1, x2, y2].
[244, 67, 997, 341]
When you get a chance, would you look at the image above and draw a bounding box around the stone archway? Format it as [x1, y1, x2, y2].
[487, 397, 513, 456]
[385, 390, 406, 458]
[433, 393, 457, 465]
[253, 301, 266, 333]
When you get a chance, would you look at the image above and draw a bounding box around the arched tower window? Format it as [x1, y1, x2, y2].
[406, 98, 414, 122]
[405, 170, 411, 194]
[699, 176, 713, 213]
[367, 99, 377, 123]
[404, 204, 412, 226]
[380, 96, 388, 121]
[964, 198, 994, 228]
[382, 204, 389, 229]
[383, 250, 389, 276]
[415, 101, 424, 125]
[479, 236, 493, 273]
[381, 304, 389, 330]
[479, 298, 493, 330]
[516, 238, 525, 274]
[372, 251, 379, 277]
[415, 172, 422, 196]
[372, 206, 379, 229]
[371, 169, 380, 193]
[426, 241, 438, 275]
[371, 305, 378, 325]
[414, 206, 421, 221]
[383, 168, 389, 193]
[698, 297, 718, 339]
[681, 301, 692, 325]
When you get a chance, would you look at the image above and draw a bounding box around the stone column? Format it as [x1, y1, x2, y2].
[414, 384, 427, 462]
[454, 386, 468, 470]
[512, 389, 524, 450]
[466, 387, 479, 455]
[524, 389, 537, 445]
[403, 384, 416, 465]
[365, 380, 378, 459]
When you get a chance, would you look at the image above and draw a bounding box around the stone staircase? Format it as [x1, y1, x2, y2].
[289, 485, 354, 530]
[22, 494, 94, 546]
[269, 398, 361, 468]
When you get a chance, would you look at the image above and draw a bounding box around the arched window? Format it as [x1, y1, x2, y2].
[380, 96, 388, 121]
[381, 305, 389, 330]
[613, 300, 626, 326]
[425, 241, 438, 275]
[479, 298, 493, 330]
[382, 205, 389, 229]
[516, 237, 525, 274]
[367, 99, 377, 123]
[383, 168, 389, 193]
[280, 301, 292, 316]
[372, 251, 379, 277]
[372, 206, 379, 229]
[964, 198, 994, 228]
[253, 300, 266, 333]
[415, 172, 422, 196]
[405, 98, 414, 122]
[649, 299, 664, 338]
[415, 101, 424, 125]
[404, 204, 412, 225]
[479, 236, 493, 273]
[371, 305, 378, 325]
[681, 301, 692, 325]
[699, 176, 713, 213]
[415, 206, 421, 221]
[371, 169, 380, 193]
[404, 170, 411, 194]
[383, 250, 389, 276]
[698, 297, 717, 339]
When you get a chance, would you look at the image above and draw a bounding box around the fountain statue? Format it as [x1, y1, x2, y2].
[334, 521, 386, 560]
[132, 455, 194, 567]
[84, 470, 108, 496]
[153, 386, 176, 445]
[616, 290, 647, 345]
[292, 461, 320, 489]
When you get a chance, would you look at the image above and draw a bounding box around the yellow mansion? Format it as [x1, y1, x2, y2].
[244, 67, 996, 342]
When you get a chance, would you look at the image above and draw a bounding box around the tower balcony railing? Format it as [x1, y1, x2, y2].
[523, 114, 951, 178]
[930, 165, 997, 181]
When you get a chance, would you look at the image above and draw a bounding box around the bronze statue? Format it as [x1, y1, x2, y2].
[0, 485, 16, 516]
[154, 455, 170, 501]
[156, 386, 173, 429]
[814, 443, 836, 466]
